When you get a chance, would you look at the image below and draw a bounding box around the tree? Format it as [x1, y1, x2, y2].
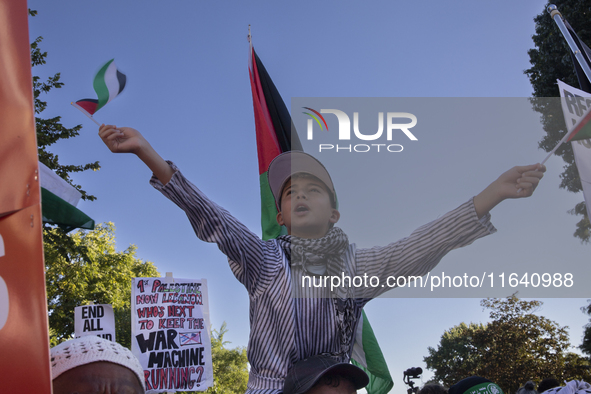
[45, 223, 160, 348]
[525, 0, 591, 242]
[423, 322, 487, 387]
[205, 322, 249, 394]
[424, 295, 591, 394]
[174, 322, 249, 394]
[579, 301, 591, 357]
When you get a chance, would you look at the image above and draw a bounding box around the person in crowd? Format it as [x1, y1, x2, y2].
[544, 380, 591, 394]
[517, 381, 538, 394]
[419, 383, 449, 394]
[538, 379, 560, 394]
[50, 335, 145, 394]
[283, 354, 369, 394]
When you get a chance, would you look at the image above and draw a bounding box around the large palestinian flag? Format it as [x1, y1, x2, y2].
[248, 37, 393, 394]
[248, 40, 302, 240]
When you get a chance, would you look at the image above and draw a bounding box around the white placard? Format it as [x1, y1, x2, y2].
[74, 304, 116, 341]
[132, 277, 212, 392]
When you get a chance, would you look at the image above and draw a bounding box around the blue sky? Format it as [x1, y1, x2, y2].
[28, 0, 590, 391]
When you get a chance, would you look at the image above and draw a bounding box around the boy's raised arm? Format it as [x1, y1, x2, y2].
[473, 163, 546, 219]
[98, 124, 175, 185]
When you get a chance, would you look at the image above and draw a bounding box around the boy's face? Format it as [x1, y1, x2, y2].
[276, 174, 340, 239]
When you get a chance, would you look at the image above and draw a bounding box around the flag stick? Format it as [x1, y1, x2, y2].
[70, 102, 100, 126]
[540, 128, 574, 166]
[548, 5, 591, 84]
[540, 5, 591, 166]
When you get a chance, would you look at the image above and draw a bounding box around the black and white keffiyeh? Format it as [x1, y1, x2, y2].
[277, 227, 358, 360]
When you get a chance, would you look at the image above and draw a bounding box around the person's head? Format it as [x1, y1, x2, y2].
[537, 379, 560, 394]
[50, 335, 145, 394]
[283, 355, 369, 394]
[268, 151, 339, 239]
[516, 381, 538, 394]
[449, 376, 504, 394]
[419, 383, 449, 394]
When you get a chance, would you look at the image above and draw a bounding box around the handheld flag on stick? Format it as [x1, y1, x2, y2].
[247, 28, 393, 394]
[72, 59, 127, 124]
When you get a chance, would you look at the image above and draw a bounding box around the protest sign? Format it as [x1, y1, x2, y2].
[75, 304, 116, 341]
[132, 277, 213, 392]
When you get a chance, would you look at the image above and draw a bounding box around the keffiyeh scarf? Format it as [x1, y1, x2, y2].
[277, 227, 357, 360]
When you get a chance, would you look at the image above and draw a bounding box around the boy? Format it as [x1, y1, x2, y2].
[98, 124, 544, 393]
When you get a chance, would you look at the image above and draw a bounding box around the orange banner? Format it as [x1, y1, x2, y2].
[0, 0, 40, 217]
[0, 206, 50, 391]
[0, 0, 51, 392]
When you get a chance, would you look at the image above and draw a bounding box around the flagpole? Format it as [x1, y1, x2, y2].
[541, 5, 591, 166]
[547, 4, 591, 84]
[70, 102, 101, 126]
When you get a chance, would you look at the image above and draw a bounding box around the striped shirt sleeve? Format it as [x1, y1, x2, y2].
[354, 198, 496, 298]
[149, 162, 281, 296]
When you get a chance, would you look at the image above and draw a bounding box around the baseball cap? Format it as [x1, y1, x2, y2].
[267, 151, 336, 209]
[283, 355, 369, 394]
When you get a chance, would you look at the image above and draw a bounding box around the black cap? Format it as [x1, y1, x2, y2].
[283, 355, 369, 394]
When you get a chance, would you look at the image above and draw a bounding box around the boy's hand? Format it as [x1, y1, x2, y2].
[98, 124, 145, 155]
[474, 164, 546, 218]
[495, 164, 546, 199]
[99, 124, 175, 185]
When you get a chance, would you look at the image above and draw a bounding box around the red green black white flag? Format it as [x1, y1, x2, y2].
[248, 36, 302, 240]
[74, 59, 126, 116]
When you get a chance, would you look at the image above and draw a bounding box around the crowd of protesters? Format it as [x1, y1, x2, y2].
[48, 335, 590, 394]
[417, 376, 590, 394]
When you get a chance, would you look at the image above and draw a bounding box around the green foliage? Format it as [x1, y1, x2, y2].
[206, 322, 249, 394]
[424, 295, 591, 394]
[175, 322, 249, 394]
[424, 322, 487, 386]
[525, 0, 591, 242]
[44, 222, 160, 348]
[579, 301, 591, 356]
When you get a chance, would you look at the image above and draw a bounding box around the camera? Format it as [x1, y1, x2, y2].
[403, 367, 423, 394]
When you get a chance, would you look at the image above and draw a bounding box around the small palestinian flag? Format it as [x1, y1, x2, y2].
[74, 59, 126, 116]
[567, 106, 591, 142]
